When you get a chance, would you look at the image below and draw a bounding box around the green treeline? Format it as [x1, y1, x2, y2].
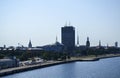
[0, 50, 69, 61]
[0, 47, 119, 61]
[76, 47, 120, 56]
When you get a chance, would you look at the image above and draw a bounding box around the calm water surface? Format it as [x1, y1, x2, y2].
[2, 57, 120, 78]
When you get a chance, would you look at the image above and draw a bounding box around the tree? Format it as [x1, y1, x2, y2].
[0, 54, 4, 59]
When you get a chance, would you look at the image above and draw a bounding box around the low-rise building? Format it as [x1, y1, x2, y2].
[42, 41, 64, 52]
[0, 57, 19, 69]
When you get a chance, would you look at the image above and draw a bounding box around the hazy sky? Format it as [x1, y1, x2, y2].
[0, 0, 120, 47]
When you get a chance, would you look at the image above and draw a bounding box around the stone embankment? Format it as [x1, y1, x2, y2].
[0, 54, 120, 77]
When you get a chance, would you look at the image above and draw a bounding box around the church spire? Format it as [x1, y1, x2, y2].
[77, 34, 79, 46]
[87, 37, 89, 41]
[99, 40, 101, 47]
[86, 37, 90, 48]
[115, 42, 118, 48]
[56, 36, 58, 42]
[28, 39, 32, 48]
[107, 43, 109, 49]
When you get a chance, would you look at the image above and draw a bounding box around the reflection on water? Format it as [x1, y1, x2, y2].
[3, 57, 120, 78]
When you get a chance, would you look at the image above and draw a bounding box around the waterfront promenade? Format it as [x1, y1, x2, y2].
[0, 54, 120, 77]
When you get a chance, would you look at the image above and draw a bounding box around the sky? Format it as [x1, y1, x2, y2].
[0, 0, 120, 47]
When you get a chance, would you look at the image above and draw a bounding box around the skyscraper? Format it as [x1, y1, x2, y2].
[61, 26, 75, 52]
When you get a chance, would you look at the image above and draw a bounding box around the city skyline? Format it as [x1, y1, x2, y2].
[0, 0, 120, 47]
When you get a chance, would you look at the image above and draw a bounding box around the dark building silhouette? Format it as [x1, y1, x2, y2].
[61, 26, 75, 52]
[77, 34, 80, 47]
[115, 42, 118, 48]
[4, 45, 6, 49]
[28, 40, 32, 48]
[86, 37, 90, 48]
[99, 40, 101, 47]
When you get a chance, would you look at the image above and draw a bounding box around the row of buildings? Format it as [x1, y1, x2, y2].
[30, 25, 118, 52]
[0, 25, 119, 52]
[0, 24, 119, 69]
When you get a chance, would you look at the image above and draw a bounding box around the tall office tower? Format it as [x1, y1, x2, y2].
[61, 26, 75, 52]
[86, 37, 90, 48]
[28, 40, 32, 48]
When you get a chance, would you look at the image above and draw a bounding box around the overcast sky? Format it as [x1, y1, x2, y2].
[0, 0, 120, 47]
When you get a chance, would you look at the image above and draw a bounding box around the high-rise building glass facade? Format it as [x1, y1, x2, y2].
[61, 26, 75, 52]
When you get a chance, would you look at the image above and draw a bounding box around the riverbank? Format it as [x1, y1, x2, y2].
[0, 54, 120, 77]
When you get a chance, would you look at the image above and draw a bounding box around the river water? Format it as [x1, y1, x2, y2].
[2, 57, 120, 78]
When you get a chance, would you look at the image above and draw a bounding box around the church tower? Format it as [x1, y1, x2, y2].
[115, 42, 118, 48]
[28, 40, 32, 48]
[86, 37, 90, 48]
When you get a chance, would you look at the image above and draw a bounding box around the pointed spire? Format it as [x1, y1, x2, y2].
[56, 36, 58, 42]
[77, 34, 79, 46]
[4, 45, 6, 48]
[29, 39, 31, 42]
[115, 42, 118, 48]
[99, 40, 101, 47]
[86, 37, 90, 48]
[28, 39, 32, 48]
[107, 43, 109, 48]
[29, 39, 31, 45]
[87, 37, 89, 41]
